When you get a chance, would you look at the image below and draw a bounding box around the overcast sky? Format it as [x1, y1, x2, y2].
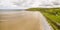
[0, 0, 60, 9]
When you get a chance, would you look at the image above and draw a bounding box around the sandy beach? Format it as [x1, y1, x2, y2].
[0, 11, 44, 30]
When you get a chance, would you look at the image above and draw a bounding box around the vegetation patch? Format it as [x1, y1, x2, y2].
[27, 8, 60, 30]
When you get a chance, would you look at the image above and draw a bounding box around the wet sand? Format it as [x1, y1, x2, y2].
[0, 11, 44, 30]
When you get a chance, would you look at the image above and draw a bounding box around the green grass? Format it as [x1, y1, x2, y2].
[47, 18, 59, 30]
[43, 13, 60, 23]
[43, 13, 60, 30]
[27, 8, 60, 30]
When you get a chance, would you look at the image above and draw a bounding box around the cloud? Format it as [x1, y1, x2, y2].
[0, 0, 60, 9]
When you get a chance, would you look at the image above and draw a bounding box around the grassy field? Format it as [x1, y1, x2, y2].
[27, 8, 60, 30]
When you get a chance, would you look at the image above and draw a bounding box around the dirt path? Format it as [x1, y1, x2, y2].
[0, 11, 44, 30]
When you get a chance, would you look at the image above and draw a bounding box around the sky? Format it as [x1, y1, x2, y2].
[0, 0, 60, 9]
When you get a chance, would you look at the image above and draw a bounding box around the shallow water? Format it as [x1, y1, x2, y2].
[0, 9, 26, 14]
